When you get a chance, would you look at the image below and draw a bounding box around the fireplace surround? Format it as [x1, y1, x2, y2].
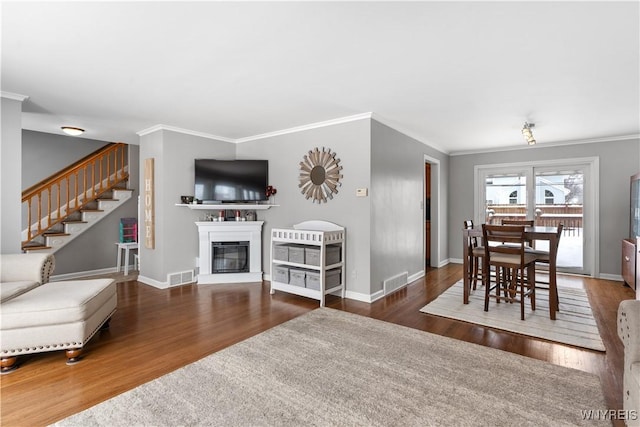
[196, 221, 264, 284]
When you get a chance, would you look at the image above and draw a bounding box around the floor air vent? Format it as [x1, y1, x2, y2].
[383, 271, 408, 295]
[168, 270, 195, 286]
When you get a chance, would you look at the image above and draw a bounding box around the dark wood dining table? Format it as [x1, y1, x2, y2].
[462, 225, 561, 320]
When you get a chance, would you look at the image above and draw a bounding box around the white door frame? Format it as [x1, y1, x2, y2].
[424, 154, 441, 269]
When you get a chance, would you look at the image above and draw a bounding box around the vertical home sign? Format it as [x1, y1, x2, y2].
[144, 158, 155, 249]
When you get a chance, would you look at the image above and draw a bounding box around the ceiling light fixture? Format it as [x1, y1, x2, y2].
[61, 126, 85, 136]
[522, 122, 536, 145]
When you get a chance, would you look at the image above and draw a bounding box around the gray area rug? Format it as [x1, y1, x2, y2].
[420, 280, 605, 351]
[53, 308, 608, 426]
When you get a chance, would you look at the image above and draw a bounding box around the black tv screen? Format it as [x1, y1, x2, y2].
[194, 159, 268, 203]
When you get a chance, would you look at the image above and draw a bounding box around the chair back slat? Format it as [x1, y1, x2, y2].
[502, 219, 534, 226]
[482, 224, 526, 259]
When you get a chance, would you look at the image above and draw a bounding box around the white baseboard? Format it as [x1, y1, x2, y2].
[137, 274, 171, 289]
[598, 273, 623, 282]
[346, 289, 385, 303]
[408, 270, 425, 284]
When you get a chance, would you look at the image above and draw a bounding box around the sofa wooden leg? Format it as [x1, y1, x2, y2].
[65, 348, 83, 365]
[1, 356, 18, 373]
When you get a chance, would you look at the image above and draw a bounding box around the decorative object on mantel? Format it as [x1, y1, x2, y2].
[299, 147, 343, 203]
[265, 185, 277, 204]
[180, 195, 194, 204]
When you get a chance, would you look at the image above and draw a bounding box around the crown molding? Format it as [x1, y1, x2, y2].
[234, 112, 373, 143]
[370, 113, 448, 154]
[449, 133, 640, 156]
[136, 124, 235, 143]
[1, 91, 29, 102]
[136, 114, 373, 143]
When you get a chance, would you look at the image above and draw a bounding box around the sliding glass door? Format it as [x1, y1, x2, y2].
[476, 159, 597, 276]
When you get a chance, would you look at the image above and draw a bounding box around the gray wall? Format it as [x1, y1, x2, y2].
[1, 96, 24, 254]
[138, 129, 236, 283]
[370, 120, 449, 293]
[236, 119, 372, 296]
[22, 130, 109, 188]
[448, 138, 640, 277]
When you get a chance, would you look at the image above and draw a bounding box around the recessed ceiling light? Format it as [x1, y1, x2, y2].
[61, 126, 85, 136]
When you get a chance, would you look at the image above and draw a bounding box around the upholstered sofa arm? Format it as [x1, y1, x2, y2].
[0, 253, 55, 285]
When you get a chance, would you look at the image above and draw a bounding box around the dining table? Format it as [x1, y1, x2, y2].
[462, 225, 561, 320]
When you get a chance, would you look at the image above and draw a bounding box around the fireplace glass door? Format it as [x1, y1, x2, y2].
[211, 241, 250, 273]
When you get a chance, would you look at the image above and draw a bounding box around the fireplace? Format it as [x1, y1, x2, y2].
[196, 221, 264, 284]
[212, 241, 249, 273]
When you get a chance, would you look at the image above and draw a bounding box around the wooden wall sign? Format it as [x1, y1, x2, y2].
[144, 158, 155, 249]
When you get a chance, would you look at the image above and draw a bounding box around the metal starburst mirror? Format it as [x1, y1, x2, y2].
[298, 147, 343, 203]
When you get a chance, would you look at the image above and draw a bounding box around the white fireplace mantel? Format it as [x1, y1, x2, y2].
[196, 221, 264, 284]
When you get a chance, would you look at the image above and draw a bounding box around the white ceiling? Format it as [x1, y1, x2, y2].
[2, 1, 639, 154]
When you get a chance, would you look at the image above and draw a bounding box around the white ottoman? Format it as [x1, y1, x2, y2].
[1, 278, 117, 373]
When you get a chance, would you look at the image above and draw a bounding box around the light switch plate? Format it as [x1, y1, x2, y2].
[356, 188, 368, 197]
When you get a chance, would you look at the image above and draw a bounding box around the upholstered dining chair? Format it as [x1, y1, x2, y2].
[482, 224, 538, 320]
[464, 220, 484, 290]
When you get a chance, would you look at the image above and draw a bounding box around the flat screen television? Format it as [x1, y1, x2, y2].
[194, 159, 268, 203]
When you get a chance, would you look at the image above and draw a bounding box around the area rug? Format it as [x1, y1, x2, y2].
[52, 308, 607, 426]
[420, 280, 605, 351]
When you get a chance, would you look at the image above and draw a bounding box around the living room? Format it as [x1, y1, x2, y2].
[2, 1, 639, 425]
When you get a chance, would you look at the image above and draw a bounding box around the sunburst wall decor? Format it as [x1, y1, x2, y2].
[299, 147, 343, 203]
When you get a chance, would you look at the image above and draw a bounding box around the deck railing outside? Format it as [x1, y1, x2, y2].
[485, 204, 583, 236]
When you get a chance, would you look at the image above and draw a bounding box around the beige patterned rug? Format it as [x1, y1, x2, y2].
[53, 308, 607, 426]
[420, 280, 605, 351]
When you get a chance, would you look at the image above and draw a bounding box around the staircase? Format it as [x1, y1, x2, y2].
[21, 143, 133, 254]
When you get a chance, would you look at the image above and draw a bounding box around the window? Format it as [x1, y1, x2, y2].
[509, 190, 518, 204]
[545, 190, 554, 205]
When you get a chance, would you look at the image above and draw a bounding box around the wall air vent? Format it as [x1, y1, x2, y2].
[167, 270, 195, 287]
[383, 271, 408, 296]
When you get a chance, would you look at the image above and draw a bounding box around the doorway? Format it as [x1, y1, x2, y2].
[425, 162, 431, 268]
[475, 158, 598, 276]
[424, 154, 440, 271]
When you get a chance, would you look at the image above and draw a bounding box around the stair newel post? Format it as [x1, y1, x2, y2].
[47, 187, 52, 230]
[27, 197, 33, 242]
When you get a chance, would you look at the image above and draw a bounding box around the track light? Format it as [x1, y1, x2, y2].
[61, 126, 85, 136]
[522, 122, 536, 145]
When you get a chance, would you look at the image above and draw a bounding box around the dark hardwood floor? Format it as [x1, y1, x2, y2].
[0, 264, 634, 426]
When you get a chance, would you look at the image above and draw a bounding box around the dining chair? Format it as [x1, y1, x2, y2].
[501, 219, 535, 248]
[464, 220, 484, 290]
[525, 223, 564, 307]
[482, 224, 537, 320]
